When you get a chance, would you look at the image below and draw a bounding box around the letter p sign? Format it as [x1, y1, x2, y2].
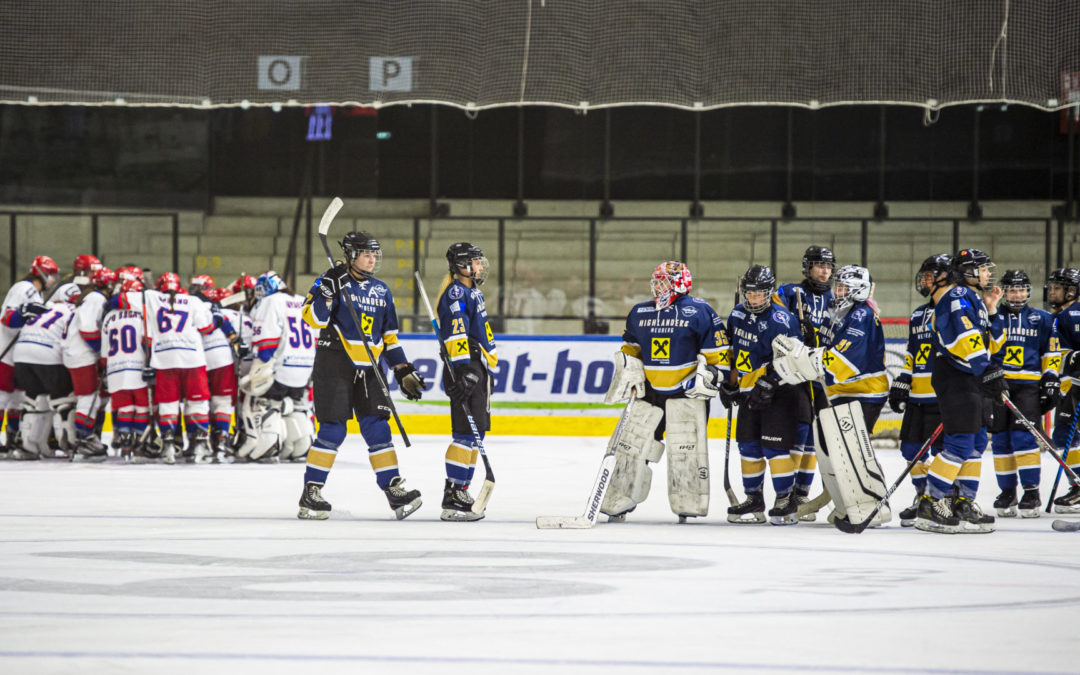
[370, 57, 413, 91]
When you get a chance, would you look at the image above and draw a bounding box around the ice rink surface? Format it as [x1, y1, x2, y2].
[1, 434, 1078, 675]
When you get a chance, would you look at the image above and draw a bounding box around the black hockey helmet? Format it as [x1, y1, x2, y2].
[340, 231, 381, 277]
[999, 269, 1031, 313]
[740, 264, 776, 315]
[950, 248, 994, 289]
[914, 253, 952, 298]
[446, 242, 489, 286]
[1045, 267, 1080, 310]
[801, 246, 836, 293]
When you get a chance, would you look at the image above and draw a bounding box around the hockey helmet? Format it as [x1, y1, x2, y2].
[230, 274, 256, 294]
[156, 272, 182, 293]
[999, 269, 1031, 313]
[832, 265, 873, 312]
[30, 255, 59, 287]
[740, 264, 777, 315]
[915, 253, 952, 298]
[341, 231, 382, 277]
[446, 242, 489, 286]
[188, 274, 215, 294]
[802, 246, 836, 293]
[89, 266, 118, 292]
[255, 271, 286, 299]
[951, 248, 995, 289]
[72, 254, 103, 283]
[1045, 268, 1080, 310]
[116, 265, 143, 282]
[119, 276, 144, 294]
[650, 261, 692, 310]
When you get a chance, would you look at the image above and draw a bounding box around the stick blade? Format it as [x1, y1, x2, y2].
[1052, 519, 1080, 532]
[536, 516, 594, 530]
[471, 479, 494, 515]
[318, 197, 344, 236]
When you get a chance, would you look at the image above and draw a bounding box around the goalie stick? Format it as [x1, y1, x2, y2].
[792, 289, 833, 518]
[833, 422, 942, 534]
[1051, 519, 1080, 532]
[1000, 391, 1080, 489]
[536, 388, 639, 529]
[414, 270, 494, 516]
[317, 197, 409, 448]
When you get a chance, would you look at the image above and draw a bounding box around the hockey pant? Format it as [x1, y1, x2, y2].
[304, 416, 402, 490]
[155, 367, 210, 437]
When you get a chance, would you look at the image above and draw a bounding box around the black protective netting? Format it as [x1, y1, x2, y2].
[1, 1, 1078, 110]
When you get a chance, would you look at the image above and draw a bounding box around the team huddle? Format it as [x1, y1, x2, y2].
[3, 238, 1080, 532]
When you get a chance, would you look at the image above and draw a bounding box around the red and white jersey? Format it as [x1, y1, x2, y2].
[101, 306, 146, 392]
[51, 282, 82, 304]
[1, 280, 42, 366]
[250, 292, 317, 388]
[222, 306, 254, 376]
[13, 301, 74, 366]
[119, 290, 214, 370]
[62, 291, 109, 368]
[192, 296, 234, 371]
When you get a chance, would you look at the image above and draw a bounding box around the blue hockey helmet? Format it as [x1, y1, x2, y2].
[254, 271, 286, 299]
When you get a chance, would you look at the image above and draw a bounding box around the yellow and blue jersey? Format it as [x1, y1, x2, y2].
[726, 303, 802, 393]
[437, 279, 498, 372]
[933, 286, 1005, 377]
[819, 302, 888, 404]
[620, 295, 730, 394]
[991, 306, 1059, 382]
[302, 274, 406, 369]
[903, 302, 939, 404]
[773, 281, 832, 338]
[1054, 301, 1080, 394]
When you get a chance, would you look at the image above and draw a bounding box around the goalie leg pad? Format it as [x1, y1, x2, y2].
[600, 400, 665, 517]
[237, 397, 285, 460]
[283, 399, 316, 461]
[50, 395, 78, 452]
[18, 395, 51, 458]
[817, 401, 891, 526]
[664, 398, 710, 517]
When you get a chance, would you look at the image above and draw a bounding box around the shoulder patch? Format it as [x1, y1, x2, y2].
[691, 297, 705, 304]
[636, 306, 654, 314]
[771, 310, 790, 328]
[448, 284, 464, 300]
[681, 305, 697, 317]
[730, 309, 746, 321]
[949, 287, 967, 298]
[851, 308, 866, 322]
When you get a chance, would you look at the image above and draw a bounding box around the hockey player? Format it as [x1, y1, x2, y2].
[917, 249, 1005, 533]
[984, 270, 1059, 518]
[61, 266, 118, 460]
[237, 271, 316, 463]
[600, 260, 728, 523]
[723, 264, 808, 525]
[1045, 267, 1080, 512]
[772, 245, 835, 513]
[11, 293, 75, 460]
[51, 254, 102, 304]
[0, 256, 59, 457]
[188, 274, 239, 459]
[888, 254, 951, 526]
[102, 273, 150, 460]
[436, 243, 501, 521]
[298, 231, 426, 520]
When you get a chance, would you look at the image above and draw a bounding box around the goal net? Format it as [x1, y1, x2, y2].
[877, 316, 909, 439]
[2, 1, 1078, 111]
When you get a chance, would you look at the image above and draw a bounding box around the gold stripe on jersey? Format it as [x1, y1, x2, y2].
[337, 326, 387, 365]
[1043, 352, 1062, 375]
[307, 449, 337, 470]
[737, 365, 768, 393]
[826, 373, 889, 399]
[368, 446, 399, 472]
[479, 344, 498, 369]
[445, 442, 474, 469]
[822, 348, 859, 382]
[1014, 447, 1040, 468]
[958, 459, 982, 479]
[700, 346, 730, 368]
[644, 362, 697, 391]
[741, 457, 766, 478]
[988, 326, 1006, 355]
[768, 455, 795, 478]
[902, 353, 914, 374]
[993, 454, 1017, 475]
[910, 374, 935, 397]
[447, 336, 471, 362]
[302, 296, 329, 329]
[942, 328, 987, 363]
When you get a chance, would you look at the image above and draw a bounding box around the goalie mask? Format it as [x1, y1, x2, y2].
[951, 248, 995, 291]
[341, 231, 382, 278]
[1044, 268, 1080, 311]
[740, 264, 776, 315]
[831, 265, 872, 313]
[802, 246, 836, 293]
[915, 253, 952, 298]
[999, 269, 1031, 313]
[255, 271, 286, 299]
[446, 242, 489, 286]
[650, 261, 692, 310]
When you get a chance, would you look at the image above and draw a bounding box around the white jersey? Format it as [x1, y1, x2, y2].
[193, 296, 235, 371]
[119, 290, 214, 370]
[1, 280, 42, 366]
[51, 282, 82, 304]
[250, 292, 317, 388]
[62, 290, 109, 369]
[223, 306, 254, 378]
[13, 301, 74, 366]
[101, 306, 147, 392]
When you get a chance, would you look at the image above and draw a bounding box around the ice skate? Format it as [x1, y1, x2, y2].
[383, 476, 422, 520]
[297, 482, 331, 520]
[441, 479, 484, 521]
[726, 491, 766, 524]
[899, 491, 922, 527]
[1018, 487, 1042, 519]
[71, 434, 108, 463]
[993, 488, 1018, 518]
[1052, 485, 1080, 514]
[913, 494, 960, 534]
[188, 431, 212, 464]
[161, 430, 177, 465]
[952, 495, 995, 533]
[793, 487, 816, 522]
[768, 492, 798, 526]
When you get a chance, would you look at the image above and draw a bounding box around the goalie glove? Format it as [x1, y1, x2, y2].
[604, 351, 646, 404]
[684, 354, 721, 399]
[888, 373, 912, 413]
[394, 363, 426, 401]
[771, 335, 825, 386]
[240, 358, 276, 396]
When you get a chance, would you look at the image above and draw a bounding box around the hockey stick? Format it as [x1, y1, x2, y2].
[414, 271, 494, 515]
[722, 279, 739, 506]
[1000, 392, 1080, 489]
[793, 289, 833, 517]
[317, 197, 410, 448]
[1044, 392, 1080, 512]
[1051, 519, 1080, 532]
[136, 272, 157, 450]
[833, 422, 942, 534]
[536, 390, 639, 529]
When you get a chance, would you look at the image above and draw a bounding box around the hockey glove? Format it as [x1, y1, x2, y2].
[747, 370, 781, 410]
[718, 381, 743, 410]
[445, 363, 482, 404]
[888, 372, 912, 413]
[394, 363, 426, 401]
[1039, 373, 1060, 414]
[141, 367, 156, 385]
[684, 355, 721, 399]
[604, 351, 646, 404]
[318, 264, 350, 301]
[18, 301, 48, 319]
[1062, 350, 1080, 379]
[980, 364, 1007, 398]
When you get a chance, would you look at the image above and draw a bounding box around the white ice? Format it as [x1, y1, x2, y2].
[1, 435, 1078, 675]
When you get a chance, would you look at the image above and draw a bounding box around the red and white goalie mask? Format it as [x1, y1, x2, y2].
[650, 261, 692, 310]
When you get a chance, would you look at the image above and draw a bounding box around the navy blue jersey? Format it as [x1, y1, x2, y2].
[438, 278, 498, 372]
[773, 281, 832, 342]
[933, 286, 1005, 377]
[1054, 301, 1080, 393]
[818, 302, 888, 404]
[620, 295, 729, 394]
[302, 273, 407, 370]
[903, 302, 939, 404]
[727, 303, 802, 394]
[990, 306, 1059, 382]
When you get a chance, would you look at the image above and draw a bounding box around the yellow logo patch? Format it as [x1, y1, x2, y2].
[736, 349, 752, 373]
[651, 337, 671, 359]
[360, 313, 373, 335]
[1003, 345, 1024, 366]
[915, 344, 931, 365]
